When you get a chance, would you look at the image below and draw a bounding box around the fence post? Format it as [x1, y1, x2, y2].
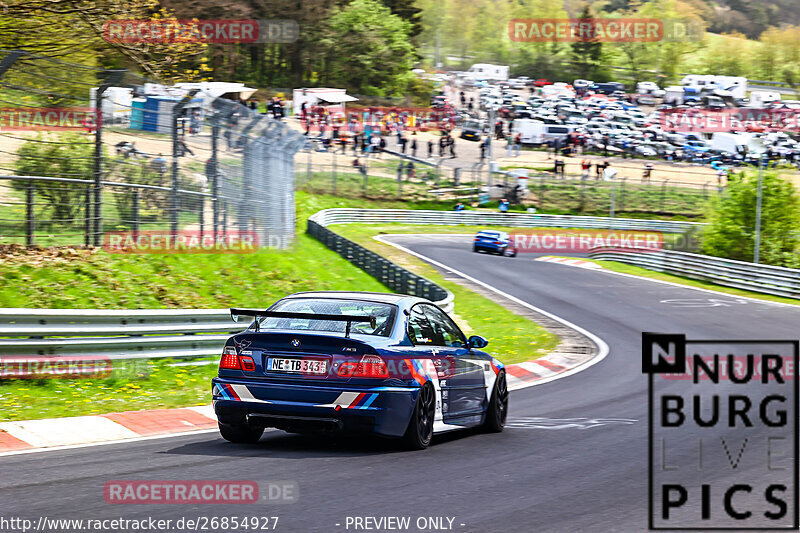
[93, 70, 124, 247]
[210, 113, 219, 240]
[539, 174, 545, 209]
[198, 194, 204, 239]
[25, 180, 34, 247]
[84, 186, 91, 246]
[660, 179, 668, 211]
[397, 161, 403, 198]
[171, 89, 200, 236]
[132, 190, 139, 239]
[619, 178, 626, 211]
[332, 151, 337, 194]
[579, 176, 586, 213]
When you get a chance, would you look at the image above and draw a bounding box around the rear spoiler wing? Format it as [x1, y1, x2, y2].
[230, 309, 377, 337]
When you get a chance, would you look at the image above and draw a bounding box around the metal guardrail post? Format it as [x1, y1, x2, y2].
[0, 50, 23, 76]
[25, 180, 34, 247]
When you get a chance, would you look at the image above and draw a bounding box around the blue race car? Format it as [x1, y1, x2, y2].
[213, 291, 508, 449]
[473, 230, 517, 256]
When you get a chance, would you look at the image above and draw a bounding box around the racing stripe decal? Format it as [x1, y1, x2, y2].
[323, 392, 379, 409]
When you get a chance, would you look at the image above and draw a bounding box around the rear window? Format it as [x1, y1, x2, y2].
[258, 298, 397, 337]
[477, 231, 500, 238]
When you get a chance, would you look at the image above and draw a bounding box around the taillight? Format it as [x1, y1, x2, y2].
[220, 346, 240, 370]
[240, 356, 256, 371]
[337, 355, 389, 378]
[495, 240, 502, 245]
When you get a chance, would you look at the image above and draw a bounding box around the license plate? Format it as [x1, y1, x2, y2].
[266, 358, 327, 375]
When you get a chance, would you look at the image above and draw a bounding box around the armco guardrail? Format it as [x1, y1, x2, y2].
[308, 208, 699, 233]
[589, 246, 800, 299]
[0, 309, 240, 359]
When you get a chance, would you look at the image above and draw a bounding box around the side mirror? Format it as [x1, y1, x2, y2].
[467, 335, 489, 349]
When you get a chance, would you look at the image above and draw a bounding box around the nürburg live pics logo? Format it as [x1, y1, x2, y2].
[643, 332, 798, 530]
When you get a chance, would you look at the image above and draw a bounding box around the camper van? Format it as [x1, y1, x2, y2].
[680, 75, 747, 100]
[465, 64, 509, 82]
[748, 91, 782, 108]
[511, 119, 573, 144]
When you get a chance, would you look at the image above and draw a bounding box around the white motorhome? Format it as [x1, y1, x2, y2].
[511, 119, 573, 144]
[680, 75, 747, 100]
[664, 86, 686, 106]
[465, 64, 509, 82]
[748, 91, 782, 108]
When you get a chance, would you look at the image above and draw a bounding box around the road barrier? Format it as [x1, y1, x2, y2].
[589, 246, 800, 299]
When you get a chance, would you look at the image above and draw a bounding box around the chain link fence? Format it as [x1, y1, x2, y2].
[0, 49, 304, 249]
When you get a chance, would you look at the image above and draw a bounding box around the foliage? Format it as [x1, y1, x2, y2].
[701, 170, 800, 267]
[0, 0, 209, 81]
[319, 0, 416, 96]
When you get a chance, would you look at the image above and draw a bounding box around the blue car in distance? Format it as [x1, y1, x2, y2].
[473, 230, 517, 256]
[213, 291, 508, 450]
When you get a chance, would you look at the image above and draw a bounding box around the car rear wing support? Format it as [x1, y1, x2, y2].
[229, 309, 377, 338]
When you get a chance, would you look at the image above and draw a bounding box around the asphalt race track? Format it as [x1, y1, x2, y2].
[1, 234, 798, 533]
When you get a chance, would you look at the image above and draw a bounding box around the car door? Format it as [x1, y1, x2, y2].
[420, 305, 486, 424]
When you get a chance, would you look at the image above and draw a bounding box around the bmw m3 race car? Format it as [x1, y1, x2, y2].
[473, 230, 517, 256]
[212, 291, 508, 449]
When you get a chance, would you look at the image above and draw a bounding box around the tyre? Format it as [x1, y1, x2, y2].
[473, 246, 479, 253]
[483, 371, 509, 432]
[218, 422, 264, 443]
[403, 383, 435, 450]
[503, 248, 516, 257]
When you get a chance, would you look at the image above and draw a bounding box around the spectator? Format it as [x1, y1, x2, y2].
[554, 156, 565, 178]
[454, 202, 466, 211]
[411, 138, 418, 157]
[176, 137, 194, 157]
[499, 198, 510, 213]
[152, 153, 167, 174]
[428, 139, 434, 158]
[643, 163, 653, 183]
[581, 159, 590, 180]
[439, 135, 446, 157]
[400, 136, 408, 154]
[406, 161, 416, 180]
[379, 136, 387, 156]
[598, 160, 609, 180]
[514, 133, 522, 157]
[449, 136, 456, 159]
[480, 138, 487, 160]
[506, 133, 513, 157]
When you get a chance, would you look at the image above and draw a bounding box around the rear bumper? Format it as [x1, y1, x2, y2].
[474, 243, 505, 253]
[212, 378, 418, 438]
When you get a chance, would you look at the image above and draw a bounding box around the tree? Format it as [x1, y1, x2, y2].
[319, 0, 416, 96]
[382, 0, 424, 38]
[701, 171, 800, 268]
[570, 5, 604, 80]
